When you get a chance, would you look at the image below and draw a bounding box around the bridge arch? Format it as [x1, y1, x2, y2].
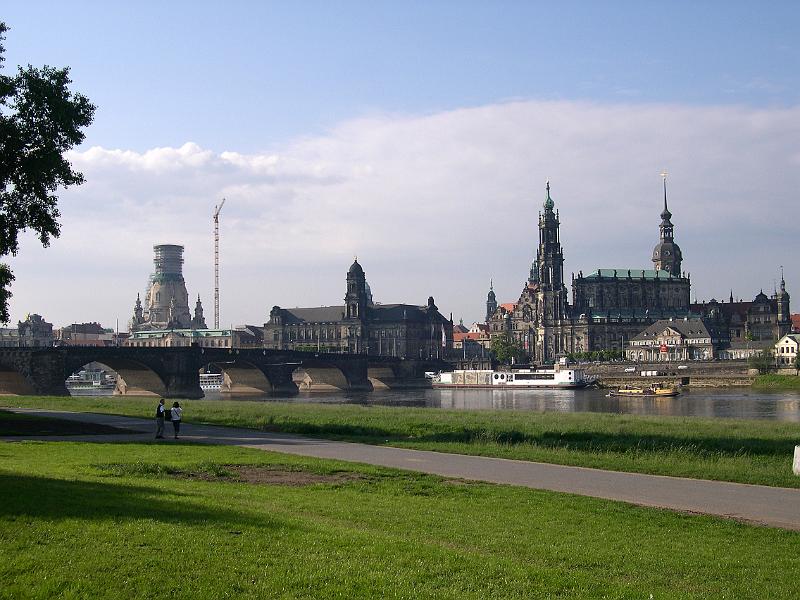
[294, 354, 372, 392]
[65, 358, 167, 397]
[202, 359, 274, 395]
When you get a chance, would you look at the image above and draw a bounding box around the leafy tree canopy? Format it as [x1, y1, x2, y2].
[490, 333, 525, 365]
[748, 348, 774, 375]
[0, 22, 95, 322]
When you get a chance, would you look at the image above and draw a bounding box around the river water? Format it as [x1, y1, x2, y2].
[192, 387, 800, 422]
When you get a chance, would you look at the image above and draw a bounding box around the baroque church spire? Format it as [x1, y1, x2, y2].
[486, 279, 498, 322]
[652, 171, 683, 276]
[192, 294, 208, 329]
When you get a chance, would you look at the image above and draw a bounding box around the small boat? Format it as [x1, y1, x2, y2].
[608, 383, 680, 397]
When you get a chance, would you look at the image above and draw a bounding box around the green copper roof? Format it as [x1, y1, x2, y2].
[583, 269, 681, 280]
[129, 328, 232, 338]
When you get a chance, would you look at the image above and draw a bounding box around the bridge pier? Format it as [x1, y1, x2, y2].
[0, 349, 69, 396]
[337, 360, 373, 391]
[261, 364, 300, 395]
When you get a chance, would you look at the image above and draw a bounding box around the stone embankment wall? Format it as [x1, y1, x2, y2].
[582, 361, 755, 387]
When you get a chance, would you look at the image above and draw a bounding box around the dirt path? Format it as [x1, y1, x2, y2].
[4, 408, 800, 531]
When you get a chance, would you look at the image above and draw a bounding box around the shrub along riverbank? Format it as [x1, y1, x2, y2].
[3, 395, 800, 488]
[1, 441, 798, 598]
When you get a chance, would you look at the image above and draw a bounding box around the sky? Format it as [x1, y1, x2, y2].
[3, 1, 799, 329]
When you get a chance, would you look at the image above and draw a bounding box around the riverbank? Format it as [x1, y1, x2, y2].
[753, 374, 800, 390]
[585, 360, 755, 388]
[3, 396, 799, 488]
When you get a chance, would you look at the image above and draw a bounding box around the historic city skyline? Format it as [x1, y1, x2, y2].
[3, 3, 799, 328]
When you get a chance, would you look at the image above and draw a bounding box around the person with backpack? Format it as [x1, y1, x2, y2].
[170, 401, 183, 439]
[154, 398, 166, 439]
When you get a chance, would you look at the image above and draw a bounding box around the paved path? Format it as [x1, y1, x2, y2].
[4, 408, 800, 531]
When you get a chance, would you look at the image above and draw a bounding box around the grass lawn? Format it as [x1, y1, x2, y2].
[753, 374, 800, 390]
[1, 440, 798, 599]
[3, 396, 800, 488]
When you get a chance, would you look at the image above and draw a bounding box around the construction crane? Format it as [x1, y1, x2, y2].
[213, 198, 226, 329]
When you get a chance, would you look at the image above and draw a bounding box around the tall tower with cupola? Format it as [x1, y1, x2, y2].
[344, 258, 369, 353]
[776, 267, 791, 337]
[345, 259, 368, 320]
[652, 172, 683, 275]
[486, 281, 498, 321]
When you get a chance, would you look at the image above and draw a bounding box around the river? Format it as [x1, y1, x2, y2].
[173, 387, 800, 422]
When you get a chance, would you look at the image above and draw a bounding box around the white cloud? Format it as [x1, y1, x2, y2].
[7, 100, 800, 328]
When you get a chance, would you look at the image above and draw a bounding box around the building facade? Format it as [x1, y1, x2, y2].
[125, 325, 263, 349]
[691, 280, 792, 345]
[264, 260, 453, 358]
[17, 314, 54, 347]
[487, 180, 693, 362]
[775, 334, 800, 367]
[55, 322, 116, 347]
[626, 317, 725, 362]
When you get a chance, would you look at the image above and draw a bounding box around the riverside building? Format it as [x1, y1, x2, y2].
[264, 259, 453, 358]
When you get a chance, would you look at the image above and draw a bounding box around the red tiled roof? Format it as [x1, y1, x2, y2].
[453, 331, 483, 342]
[792, 314, 800, 333]
[500, 303, 516, 312]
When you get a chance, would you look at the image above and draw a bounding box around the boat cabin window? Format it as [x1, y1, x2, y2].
[513, 373, 555, 380]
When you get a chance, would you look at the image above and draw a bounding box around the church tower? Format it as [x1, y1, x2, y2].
[192, 295, 208, 329]
[777, 267, 791, 336]
[652, 172, 683, 275]
[531, 181, 570, 361]
[534, 182, 569, 318]
[486, 281, 497, 322]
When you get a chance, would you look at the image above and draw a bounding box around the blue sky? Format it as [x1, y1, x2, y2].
[5, 2, 798, 151]
[3, 2, 800, 327]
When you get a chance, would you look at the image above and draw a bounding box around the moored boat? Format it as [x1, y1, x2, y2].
[200, 372, 224, 391]
[433, 366, 593, 389]
[607, 383, 680, 397]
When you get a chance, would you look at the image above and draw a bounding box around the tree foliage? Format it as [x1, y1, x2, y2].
[490, 333, 525, 365]
[0, 22, 95, 322]
[748, 348, 774, 375]
[566, 349, 624, 363]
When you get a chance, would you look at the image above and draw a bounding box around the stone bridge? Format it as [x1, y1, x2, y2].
[0, 347, 448, 399]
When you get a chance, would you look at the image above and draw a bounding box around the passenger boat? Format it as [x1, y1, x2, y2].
[433, 366, 593, 389]
[199, 372, 224, 391]
[607, 383, 680, 397]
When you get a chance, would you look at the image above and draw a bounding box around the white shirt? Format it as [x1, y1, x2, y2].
[171, 406, 183, 421]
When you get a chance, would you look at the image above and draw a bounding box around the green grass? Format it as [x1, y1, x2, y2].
[1, 441, 798, 598]
[3, 395, 800, 488]
[753, 373, 800, 390]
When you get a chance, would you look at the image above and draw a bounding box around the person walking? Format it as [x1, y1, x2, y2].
[155, 398, 166, 439]
[170, 401, 183, 439]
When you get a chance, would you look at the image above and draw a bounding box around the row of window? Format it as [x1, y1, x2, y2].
[128, 339, 230, 348]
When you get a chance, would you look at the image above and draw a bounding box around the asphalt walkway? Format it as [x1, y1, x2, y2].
[4, 408, 800, 531]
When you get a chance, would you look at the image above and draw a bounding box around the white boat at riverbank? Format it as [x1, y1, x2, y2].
[200, 372, 223, 391]
[433, 366, 593, 389]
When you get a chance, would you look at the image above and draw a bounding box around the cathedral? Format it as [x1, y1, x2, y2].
[487, 179, 694, 361]
[129, 244, 207, 332]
